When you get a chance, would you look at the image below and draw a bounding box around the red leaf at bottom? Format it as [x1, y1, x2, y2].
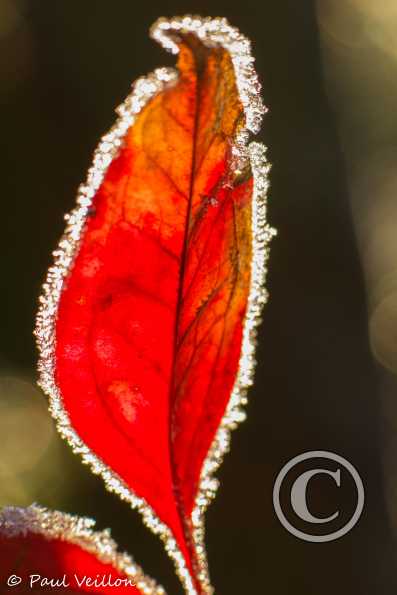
[0, 505, 164, 594]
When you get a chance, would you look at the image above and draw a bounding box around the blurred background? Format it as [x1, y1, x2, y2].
[1, 1, 397, 593]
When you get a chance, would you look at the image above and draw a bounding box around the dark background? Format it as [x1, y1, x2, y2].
[1, 1, 397, 593]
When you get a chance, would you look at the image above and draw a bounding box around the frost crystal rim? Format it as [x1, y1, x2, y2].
[35, 15, 274, 595]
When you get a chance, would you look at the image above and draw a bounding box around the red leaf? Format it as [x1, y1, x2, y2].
[0, 505, 164, 594]
[35, 15, 274, 594]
